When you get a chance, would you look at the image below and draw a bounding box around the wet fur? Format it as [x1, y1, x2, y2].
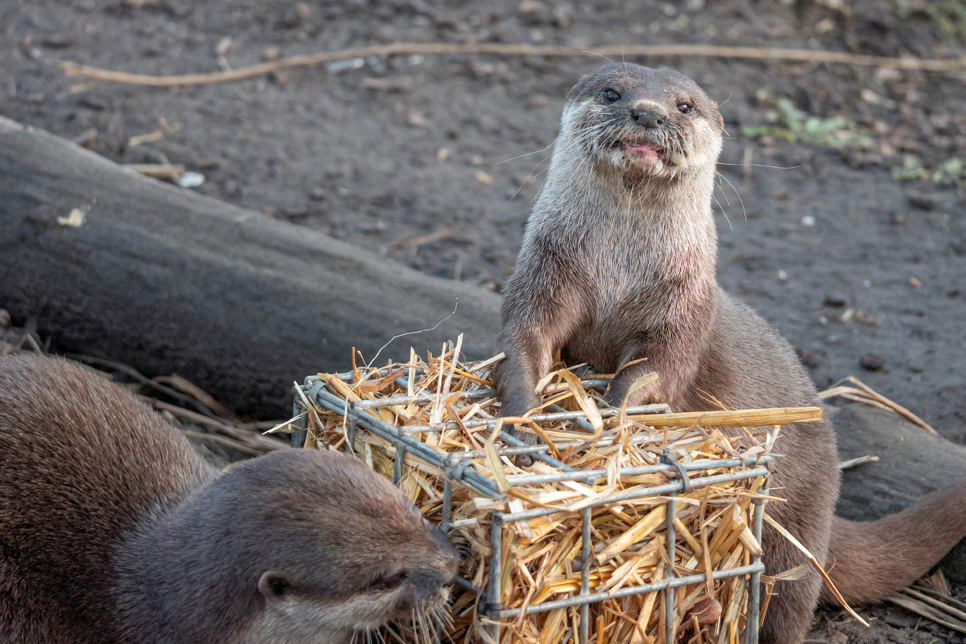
[0, 354, 458, 643]
[495, 63, 966, 643]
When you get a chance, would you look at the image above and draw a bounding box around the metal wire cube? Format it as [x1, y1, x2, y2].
[293, 370, 770, 644]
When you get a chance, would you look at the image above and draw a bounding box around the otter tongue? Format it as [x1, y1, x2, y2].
[624, 142, 659, 159]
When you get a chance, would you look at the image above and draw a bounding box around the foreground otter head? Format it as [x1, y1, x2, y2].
[230, 450, 460, 643]
[116, 449, 460, 644]
[562, 63, 724, 177]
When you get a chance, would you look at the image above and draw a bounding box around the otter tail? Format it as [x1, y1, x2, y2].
[823, 479, 966, 605]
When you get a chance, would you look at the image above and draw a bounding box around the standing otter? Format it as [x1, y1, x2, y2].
[495, 63, 966, 644]
[0, 354, 458, 643]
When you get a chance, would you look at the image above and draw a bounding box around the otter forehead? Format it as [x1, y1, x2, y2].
[567, 63, 718, 121]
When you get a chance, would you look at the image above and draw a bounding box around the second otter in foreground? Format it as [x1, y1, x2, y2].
[0, 354, 458, 644]
[495, 63, 966, 644]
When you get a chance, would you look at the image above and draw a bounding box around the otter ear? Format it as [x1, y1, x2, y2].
[258, 570, 291, 598]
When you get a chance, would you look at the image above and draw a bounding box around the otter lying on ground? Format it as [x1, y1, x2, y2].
[494, 63, 966, 644]
[0, 354, 458, 644]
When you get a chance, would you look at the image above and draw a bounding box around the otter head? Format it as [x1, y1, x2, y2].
[562, 63, 724, 178]
[224, 450, 460, 643]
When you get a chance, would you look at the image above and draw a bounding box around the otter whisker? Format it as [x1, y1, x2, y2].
[492, 142, 555, 166]
[716, 171, 747, 222]
[716, 161, 802, 171]
[509, 154, 552, 202]
[710, 191, 733, 231]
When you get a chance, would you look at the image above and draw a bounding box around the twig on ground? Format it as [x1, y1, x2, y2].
[144, 397, 287, 452]
[123, 163, 185, 178]
[59, 43, 966, 88]
[387, 224, 461, 250]
[67, 354, 218, 419]
[180, 430, 263, 456]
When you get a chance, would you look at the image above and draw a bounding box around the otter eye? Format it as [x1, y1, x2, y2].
[370, 572, 408, 592]
[601, 88, 621, 104]
[678, 103, 694, 115]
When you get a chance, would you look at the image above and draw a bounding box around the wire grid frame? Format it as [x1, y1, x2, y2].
[293, 370, 772, 644]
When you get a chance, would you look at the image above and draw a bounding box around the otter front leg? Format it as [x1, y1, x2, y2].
[602, 324, 707, 410]
[494, 271, 586, 443]
[603, 355, 664, 409]
[494, 329, 553, 430]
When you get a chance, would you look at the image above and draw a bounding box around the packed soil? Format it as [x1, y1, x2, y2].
[2, 0, 965, 641]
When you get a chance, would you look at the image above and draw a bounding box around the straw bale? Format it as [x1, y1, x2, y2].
[299, 342, 818, 643]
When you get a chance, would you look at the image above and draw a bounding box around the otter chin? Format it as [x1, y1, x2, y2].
[495, 63, 966, 644]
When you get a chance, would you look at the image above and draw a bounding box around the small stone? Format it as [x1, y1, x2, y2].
[822, 292, 849, 308]
[884, 612, 918, 629]
[475, 170, 493, 185]
[518, 0, 542, 13]
[860, 353, 886, 371]
[906, 190, 942, 211]
[407, 111, 429, 128]
[174, 171, 205, 189]
[528, 94, 550, 109]
[552, 4, 573, 27]
[326, 58, 365, 74]
[795, 347, 819, 368]
[823, 293, 848, 307]
[308, 186, 327, 201]
[79, 95, 108, 111]
[42, 35, 73, 49]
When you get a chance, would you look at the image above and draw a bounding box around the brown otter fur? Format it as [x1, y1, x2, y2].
[0, 354, 458, 643]
[494, 63, 966, 643]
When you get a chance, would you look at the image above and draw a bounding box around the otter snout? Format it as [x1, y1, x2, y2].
[430, 523, 461, 588]
[628, 101, 667, 129]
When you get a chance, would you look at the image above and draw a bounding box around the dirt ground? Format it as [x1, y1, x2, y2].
[2, 0, 965, 641]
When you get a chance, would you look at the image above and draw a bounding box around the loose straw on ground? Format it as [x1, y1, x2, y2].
[59, 43, 966, 88]
[818, 375, 937, 435]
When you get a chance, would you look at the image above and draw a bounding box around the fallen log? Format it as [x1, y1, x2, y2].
[0, 116, 501, 417]
[833, 403, 966, 584]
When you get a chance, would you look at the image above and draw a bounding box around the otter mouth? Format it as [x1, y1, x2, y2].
[605, 139, 686, 168]
[622, 141, 662, 161]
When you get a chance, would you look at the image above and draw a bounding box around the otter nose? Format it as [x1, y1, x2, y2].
[629, 107, 665, 128]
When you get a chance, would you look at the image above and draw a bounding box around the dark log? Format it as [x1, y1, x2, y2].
[0, 116, 501, 417]
[833, 403, 966, 583]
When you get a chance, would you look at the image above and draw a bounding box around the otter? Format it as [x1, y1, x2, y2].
[0, 354, 458, 644]
[494, 63, 966, 644]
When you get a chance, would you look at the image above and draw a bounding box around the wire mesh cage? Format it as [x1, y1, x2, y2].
[292, 365, 772, 644]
